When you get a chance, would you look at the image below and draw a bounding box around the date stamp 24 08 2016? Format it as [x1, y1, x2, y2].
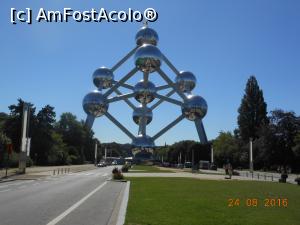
[228, 198, 288, 208]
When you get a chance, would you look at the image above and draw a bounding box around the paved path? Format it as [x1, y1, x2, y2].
[0, 164, 96, 181]
[0, 166, 126, 225]
[126, 171, 254, 181]
[128, 167, 299, 184]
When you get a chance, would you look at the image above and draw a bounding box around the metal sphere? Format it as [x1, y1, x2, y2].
[134, 80, 156, 103]
[132, 135, 155, 148]
[175, 71, 197, 93]
[92, 67, 114, 89]
[135, 26, 159, 46]
[82, 90, 108, 117]
[182, 95, 207, 121]
[134, 44, 162, 73]
[132, 105, 153, 125]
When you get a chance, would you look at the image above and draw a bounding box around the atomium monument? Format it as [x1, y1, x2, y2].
[82, 24, 208, 149]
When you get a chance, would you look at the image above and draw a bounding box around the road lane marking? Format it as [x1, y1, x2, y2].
[102, 173, 108, 177]
[18, 185, 27, 189]
[93, 173, 102, 177]
[46, 181, 107, 225]
[0, 189, 11, 193]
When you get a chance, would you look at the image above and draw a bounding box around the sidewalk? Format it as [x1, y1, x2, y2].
[0, 164, 96, 182]
[144, 166, 299, 184]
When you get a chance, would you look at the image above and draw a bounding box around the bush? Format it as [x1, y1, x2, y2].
[121, 164, 130, 173]
[112, 167, 119, 174]
[26, 157, 33, 167]
[112, 167, 124, 180]
[113, 172, 124, 180]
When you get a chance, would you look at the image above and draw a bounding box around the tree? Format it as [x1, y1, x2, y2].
[213, 132, 240, 167]
[0, 132, 11, 168]
[237, 76, 268, 142]
[292, 132, 300, 171]
[31, 105, 56, 165]
[47, 132, 69, 165]
[0, 112, 9, 130]
[165, 140, 210, 165]
[268, 109, 300, 169]
[3, 99, 36, 153]
[55, 113, 95, 164]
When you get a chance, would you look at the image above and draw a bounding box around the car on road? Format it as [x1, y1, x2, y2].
[97, 162, 106, 167]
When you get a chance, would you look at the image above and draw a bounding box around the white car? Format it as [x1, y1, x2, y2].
[97, 162, 106, 167]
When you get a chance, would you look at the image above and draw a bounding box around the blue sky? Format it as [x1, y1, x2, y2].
[1, 1, 300, 145]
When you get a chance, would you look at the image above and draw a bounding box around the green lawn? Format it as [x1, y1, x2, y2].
[125, 178, 300, 225]
[128, 165, 173, 173]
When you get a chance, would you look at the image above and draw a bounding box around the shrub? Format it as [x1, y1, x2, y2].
[112, 167, 119, 174]
[121, 164, 130, 173]
[113, 172, 124, 180]
[112, 167, 124, 180]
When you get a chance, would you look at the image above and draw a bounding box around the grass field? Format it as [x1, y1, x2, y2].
[125, 178, 300, 225]
[129, 165, 173, 173]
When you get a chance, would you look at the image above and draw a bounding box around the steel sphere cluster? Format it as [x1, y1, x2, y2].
[82, 90, 108, 117]
[135, 26, 159, 46]
[175, 71, 208, 121]
[175, 71, 196, 93]
[133, 80, 156, 104]
[134, 44, 162, 73]
[182, 95, 207, 121]
[83, 25, 208, 149]
[132, 105, 153, 125]
[132, 134, 155, 148]
[93, 67, 114, 89]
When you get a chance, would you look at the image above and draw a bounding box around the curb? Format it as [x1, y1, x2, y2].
[116, 181, 130, 225]
[0, 178, 16, 183]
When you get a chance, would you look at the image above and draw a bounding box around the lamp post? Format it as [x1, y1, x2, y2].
[94, 141, 98, 166]
[19, 103, 30, 174]
[192, 148, 195, 172]
[211, 146, 214, 164]
[249, 137, 253, 173]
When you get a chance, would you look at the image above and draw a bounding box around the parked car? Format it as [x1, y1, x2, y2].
[176, 163, 184, 169]
[184, 162, 192, 168]
[162, 162, 170, 167]
[199, 160, 210, 170]
[112, 160, 118, 165]
[97, 162, 106, 167]
[210, 164, 217, 170]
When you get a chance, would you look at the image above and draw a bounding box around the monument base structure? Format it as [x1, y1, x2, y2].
[82, 24, 209, 149]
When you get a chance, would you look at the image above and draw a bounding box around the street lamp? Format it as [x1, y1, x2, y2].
[249, 137, 253, 173]
[19, 103, 30, 174]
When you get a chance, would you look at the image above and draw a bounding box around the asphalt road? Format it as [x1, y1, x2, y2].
[0, 166, 125, 225]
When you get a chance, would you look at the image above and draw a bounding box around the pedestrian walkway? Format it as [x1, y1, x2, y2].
[126, 166, 299, 184]
[0, 164, 96, 182]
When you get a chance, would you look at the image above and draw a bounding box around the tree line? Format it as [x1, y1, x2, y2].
[0, 99, 97, 167]
[1, 76, 300, 172]
[213, 76, 300, 172]
[154, 76, 300, 173]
